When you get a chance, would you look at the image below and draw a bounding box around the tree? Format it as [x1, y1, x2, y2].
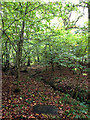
[1, 1, 88, 84]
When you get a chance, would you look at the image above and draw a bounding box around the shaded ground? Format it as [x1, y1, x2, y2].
[2, 65, 89, 119]
[33, 65, 89, 103]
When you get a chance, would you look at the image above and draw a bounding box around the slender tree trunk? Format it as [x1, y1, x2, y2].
[16, 42, 20, 86]
[88, 3, 90, 78]
[34, 57, 37, 64]
[27, 57, 31, 66]
[5, 40, 9, 72]
[44, 45, 48, 71]
[2, 16, 9, 71]
[16, 21, 25, 86]
[36, 47, 40, 64]
[49, 45, 54, 72]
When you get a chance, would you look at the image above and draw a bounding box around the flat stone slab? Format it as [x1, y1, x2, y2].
[33, 105, 58, 115]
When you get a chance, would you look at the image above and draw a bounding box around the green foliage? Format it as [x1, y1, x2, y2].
[1, 1, 88, 69]
[36, 77, 42, 81]
[53, 77, 59, 80]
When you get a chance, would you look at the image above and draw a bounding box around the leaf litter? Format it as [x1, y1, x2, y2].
[2, 65, 89, 119]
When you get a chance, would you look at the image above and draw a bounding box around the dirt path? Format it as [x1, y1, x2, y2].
[26, 65, 89, 103]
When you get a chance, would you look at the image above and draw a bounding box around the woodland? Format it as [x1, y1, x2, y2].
[1, 1, 90, 119]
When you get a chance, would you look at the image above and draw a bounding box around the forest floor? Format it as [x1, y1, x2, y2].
[2, 65, 89, 119]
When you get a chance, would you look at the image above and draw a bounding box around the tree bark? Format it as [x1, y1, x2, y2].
[2, 17, 9, 71]
[88, 3, 90, 78]
[27, 57, 31, 66]
[16, 20, 25, 85]
[36, 47, 40, 64]
[5, 40, 9, 71]
[44, 45, 48, 71]
[49, 44, 54, 72]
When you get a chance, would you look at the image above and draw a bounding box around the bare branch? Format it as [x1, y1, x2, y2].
[65, 26, 79, 30]
[69, 12, 72, 19]
[74, 14, 83, 25]
[3, 31, 17, 52]
[1, 14, 17, 52]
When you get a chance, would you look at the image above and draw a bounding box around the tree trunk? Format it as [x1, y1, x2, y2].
[16, 21, 25, 86]
[27, 57, 31, 66]
[1, 15, 9, 72]
[36, 47, 40, 64]
[44, 45, 48, 71]
[16, 43, 20, 87]
[88, 3, 90, 78]
[49, 44, 54, 72]
[5, 40, 9, 72]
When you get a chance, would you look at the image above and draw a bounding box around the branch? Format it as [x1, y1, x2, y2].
[74, 14, 83, 25]
[69, 12, 72, 19]
[3, 31, 17, 52]
[20, 2, 29, 47]
[4, 3, 45, 32]
[65, 26, 79, 30]
[1, 15, 16, 52]
[75, 2, 90, 8]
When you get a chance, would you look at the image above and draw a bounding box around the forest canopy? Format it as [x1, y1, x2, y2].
[1, 0, 89, 78]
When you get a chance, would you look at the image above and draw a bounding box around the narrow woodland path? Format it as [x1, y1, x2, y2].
[2, 65, 89, 119]
[27, 65, 89, 104]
